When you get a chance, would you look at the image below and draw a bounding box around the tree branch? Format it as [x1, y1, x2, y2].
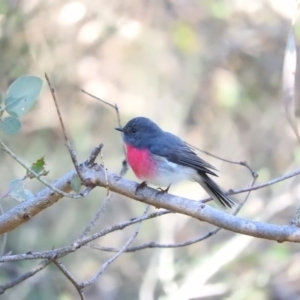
[1, 158, 300, 241]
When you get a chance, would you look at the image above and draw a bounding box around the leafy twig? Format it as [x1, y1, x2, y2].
[0, 138, 83, 199]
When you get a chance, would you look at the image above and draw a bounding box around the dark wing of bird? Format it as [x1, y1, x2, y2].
[148, 132, 218, 177]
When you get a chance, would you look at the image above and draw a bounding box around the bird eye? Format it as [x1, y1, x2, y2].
[131, 128, 137, 133]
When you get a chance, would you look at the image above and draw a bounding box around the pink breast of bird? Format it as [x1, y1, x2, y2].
[125, 144, 157, 179]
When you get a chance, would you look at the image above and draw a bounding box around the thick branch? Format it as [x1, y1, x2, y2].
[0, 169, 75, 234]
[0, 162, 300, 242]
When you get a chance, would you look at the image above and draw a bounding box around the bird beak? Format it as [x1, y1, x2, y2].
[115, 127, 124, 132]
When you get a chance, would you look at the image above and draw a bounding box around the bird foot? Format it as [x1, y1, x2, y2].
[135, 181, 147, 194]
[155, 185, 170, 197]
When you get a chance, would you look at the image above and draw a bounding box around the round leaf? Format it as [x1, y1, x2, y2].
[0, 116, 21, 134]
[70, 174, 82, 193]
[8, 179, 33, 202]
[5, 75, 43, 117]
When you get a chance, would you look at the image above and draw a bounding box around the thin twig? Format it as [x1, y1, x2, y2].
[188, 143, 258, 177]
[89, 228, 222, 252]
[80, 186, 94, 197]
[0, 259, 51, 294]
[0, 138, 84, 199]
[45, 73, 86, 186]
[79, 205, 150, 289]
[80, 89, 129, 175]
[0, 207, 158, 293]
[79, 145, 114, 239]
[52, 260, 85, 300]
[86, 143, 103, 165]
[78, 193, 113, 240]
[234, 173, 257, 212]
[228, 168, 300, 196]
[80, 89, 122, 129]
[0, 210, 170, 263]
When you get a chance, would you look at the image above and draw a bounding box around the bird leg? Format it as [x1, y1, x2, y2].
[135, 181, 147, 194]
[155, 185, 171, 197]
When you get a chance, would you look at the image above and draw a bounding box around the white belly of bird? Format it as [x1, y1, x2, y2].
[146, 158, 198, 187]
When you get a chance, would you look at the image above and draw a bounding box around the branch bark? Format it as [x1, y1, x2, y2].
[0, 161, 300, 242]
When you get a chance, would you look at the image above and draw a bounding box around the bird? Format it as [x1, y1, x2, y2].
[115, 117, 235, 209]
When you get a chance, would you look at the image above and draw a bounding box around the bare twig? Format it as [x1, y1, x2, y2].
[188, 144, 258, 178]
[86, 143, 103, 165]
[80, 186, 94, 197]
[80, 89, 129, 176]
[89, 228, 222, 253]
[45, 73, 87, 186]
[0, 259, 51, 294]
[52, 260, 85, 300]
[79, 205, 150, 289]
[228, 168, 300, 197]
[0, 204, 155, 293]
[0, 210, 170, 263]
[80, 89, 122, 129]
[78, 193, 113, 240]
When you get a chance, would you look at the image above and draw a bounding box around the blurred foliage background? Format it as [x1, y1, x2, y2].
[1, 0, 300, 299]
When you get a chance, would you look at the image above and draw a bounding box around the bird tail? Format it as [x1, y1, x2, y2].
[196, 173, 236, 209]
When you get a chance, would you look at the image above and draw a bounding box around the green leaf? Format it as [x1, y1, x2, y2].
[8, 179, 33, 202]
[0, 116, 21, 134]
[70, 174, 81, 193]
[5, 75, 43, 117]
[0, 90, 2, 105]
[27, 156, 49, 179]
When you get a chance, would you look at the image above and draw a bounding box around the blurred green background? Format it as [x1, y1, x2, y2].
[1, 0, 300, 299]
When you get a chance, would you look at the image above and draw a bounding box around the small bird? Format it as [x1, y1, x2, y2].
[115, 117, 235, 209]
